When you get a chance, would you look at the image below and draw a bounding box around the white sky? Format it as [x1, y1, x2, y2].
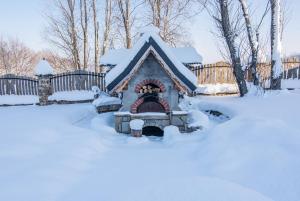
[0, 0, 299, 63]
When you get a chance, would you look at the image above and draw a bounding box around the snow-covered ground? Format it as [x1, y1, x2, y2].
[196, 83, 238, 94]
[0, 95, 38, 105]
[0, 90, 300, 201]
[49, 90, 94, 101]
[282, 79, 300, 89]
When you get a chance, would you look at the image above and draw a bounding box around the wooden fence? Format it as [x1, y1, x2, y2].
[0, 74, 38, 95]
[190, 62, 235, 84]
[0, 70, 105, 96]
[50, 70, 106, 92]
[284, 67, 300, 79]
[190, 59, 300, 85]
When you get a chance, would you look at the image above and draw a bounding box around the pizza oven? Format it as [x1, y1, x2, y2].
[131, 79, 170, 113]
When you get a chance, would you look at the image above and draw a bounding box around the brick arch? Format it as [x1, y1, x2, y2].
[131, 98, 144, 113]
[158, 98, 170, 112]
[134, 79, 166, 93]
[131, 97, 170, 113]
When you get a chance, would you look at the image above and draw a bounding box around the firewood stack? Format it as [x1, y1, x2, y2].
[139, 85, 161, 94]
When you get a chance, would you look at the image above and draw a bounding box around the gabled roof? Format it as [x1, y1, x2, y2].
[101, 47, 202, 66]
[105, 29, 198, 93]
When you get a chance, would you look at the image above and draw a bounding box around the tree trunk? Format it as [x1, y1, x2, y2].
[219, 0, 248, 96]
[124, 0, 132, 49]
[117, 0, 132, 49]
[92, 0, 100, 72]
[238, 0, 259, 85]
[270, 0, 283, 90]
[102, 0, 112, 55]
[80, 0, 88, 70]
[68, 0, 81, 70]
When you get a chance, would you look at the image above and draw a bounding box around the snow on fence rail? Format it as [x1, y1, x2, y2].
[0, 74, 38, 95]
[50, 70, 106, 92]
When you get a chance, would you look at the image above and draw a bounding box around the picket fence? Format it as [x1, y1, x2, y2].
[0, 71, 105, 96]
[0, 74, 38, 95]
[190, 59, 300, 86]
[50, 70, 106, 93]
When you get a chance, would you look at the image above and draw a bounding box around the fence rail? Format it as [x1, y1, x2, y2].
[50, 70, 106, 92]
[190, 59, 300, 86]
[0, 70, 106, 97]
[0, 74, 38, 95]
[191, 64, 236, 84]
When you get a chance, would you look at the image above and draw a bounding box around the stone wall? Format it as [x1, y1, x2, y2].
[115, 112, 192, 134]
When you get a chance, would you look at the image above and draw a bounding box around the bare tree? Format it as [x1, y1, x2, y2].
[46, 0, 81, 70]
[238, 0, 259, 85]
[270, 0, 283, 90]
[201, 0, 248, 96]
[116, 0, 133, 48]
[102, 0, 113, 55]
[80, 0, 89, 69]
[92, 0, 100, 71]
[145, 0, 195, 46]
[0, 37, 37, 76]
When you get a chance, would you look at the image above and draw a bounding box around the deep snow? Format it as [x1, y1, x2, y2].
[49, 90, 94, 101]
[0, 91, 300, 201]
[0, 95, 38, 105]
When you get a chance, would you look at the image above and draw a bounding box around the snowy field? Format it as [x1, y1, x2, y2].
[1, 90, 300, 201]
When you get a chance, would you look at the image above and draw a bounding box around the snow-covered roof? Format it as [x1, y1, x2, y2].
[171, 47, 203, 64]
[101, 47, 203, 66]
[35, 59, 54, 75]
[105, 28, 198, 93]
[101, 49, 131, 66]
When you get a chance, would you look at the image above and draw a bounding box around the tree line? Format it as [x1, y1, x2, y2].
[0, 0, 289, 95]
[45, 0, 196, 71]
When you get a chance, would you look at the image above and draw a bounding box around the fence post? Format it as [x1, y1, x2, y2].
[37, 74, 53, 106]
[35, 59, 54, 106]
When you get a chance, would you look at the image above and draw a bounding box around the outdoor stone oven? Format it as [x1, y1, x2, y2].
[131, 79, 169, 113]
[103, 28, 201, 136]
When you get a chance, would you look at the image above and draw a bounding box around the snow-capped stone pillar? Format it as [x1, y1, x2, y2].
[35, 59, 54, 106]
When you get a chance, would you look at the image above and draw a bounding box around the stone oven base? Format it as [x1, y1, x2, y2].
[114, 111, 195, 134]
